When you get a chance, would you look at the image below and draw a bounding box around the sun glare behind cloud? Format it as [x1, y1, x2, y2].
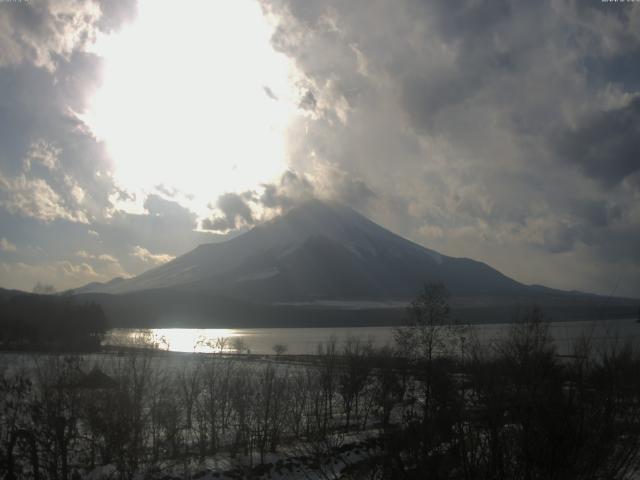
[84, 0, 296, 216]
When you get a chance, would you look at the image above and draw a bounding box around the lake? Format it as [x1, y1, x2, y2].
[104, 317, 640, 356]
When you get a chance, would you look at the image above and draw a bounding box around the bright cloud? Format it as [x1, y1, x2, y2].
[131, 245, 175, 265]
[0, 173, 88, 223]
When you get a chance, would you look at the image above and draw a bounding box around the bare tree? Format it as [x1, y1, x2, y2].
[253, 364, 290, 464]
[395, 282, 453, 361]
[272, 344, 288, 356]
[317, 336, 339, 427]
[1, 367, 38, 480]
[178, 362, 201, 431]
[338, 336, 373, 431]
[232, 337, 248, 355]
[32, 356, 83, 480]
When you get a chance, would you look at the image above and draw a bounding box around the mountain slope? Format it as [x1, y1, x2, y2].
[80, 200, 530, 301]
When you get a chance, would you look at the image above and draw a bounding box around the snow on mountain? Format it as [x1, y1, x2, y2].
[80, 200, 527, 301]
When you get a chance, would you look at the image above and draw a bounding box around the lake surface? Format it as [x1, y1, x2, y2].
[104, 317, 640, 356]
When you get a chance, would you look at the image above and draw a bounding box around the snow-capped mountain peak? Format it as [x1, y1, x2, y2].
[77, 200, 524, 301]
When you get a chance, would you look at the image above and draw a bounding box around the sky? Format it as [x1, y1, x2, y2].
[0, 0, 638, 298]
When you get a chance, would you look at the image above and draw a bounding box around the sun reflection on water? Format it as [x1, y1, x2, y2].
[124, 329, 245, 353]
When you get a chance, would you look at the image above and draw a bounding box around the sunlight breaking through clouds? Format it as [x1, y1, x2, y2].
[82, 0, 299, 217]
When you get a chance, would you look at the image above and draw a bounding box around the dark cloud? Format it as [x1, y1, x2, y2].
[143, 194, 195, 223]
[91, 194, 226, 273]
[201, 167, 378, 232]
[322, 169, 376, 209]
[200, 216, 231, 232]
[261, 0, 640, 297]
[556, 97, 640, 186]
[298, 90, 316, 111]
[571, 199, 623, 229]
[260, 170, 315, 210]
[202, 192, 255, 232]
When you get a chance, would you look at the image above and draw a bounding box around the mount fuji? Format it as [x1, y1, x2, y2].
[71, 200, 634, 327]
[78, 200, 529, 300]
